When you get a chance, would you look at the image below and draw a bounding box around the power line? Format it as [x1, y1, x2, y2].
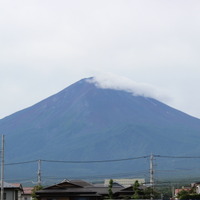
[4, 154, 200, 185]
[42, 170, 149, 180]
[41, 156, 149, 163]
[5, 160, 38, 165]
[5, 154, 200, 166]
[4, 156, 148, 166]
[155, 155, 200, 159]
[5, 177, 36, 182]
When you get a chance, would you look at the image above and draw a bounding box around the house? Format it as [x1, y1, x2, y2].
[21, 187, 33, 200]
[174, 187, 191, 200]
[0, 182, 23, 200]
[36, 179, 136, 200]
[191, 182, 200, 194]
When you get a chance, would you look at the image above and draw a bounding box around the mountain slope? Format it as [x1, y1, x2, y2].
[0, 78, 200, 180]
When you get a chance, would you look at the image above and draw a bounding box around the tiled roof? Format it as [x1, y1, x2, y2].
[86, 186, 122, 195]
[36, 179, 134, 198]
[12, 183, 21, 187]
[36, 187, 100, 196]
[70, 180, 94, 187]
[175, 188, 191, 195]
[23, 187, 34, 195]
[0, 182, 20, 188]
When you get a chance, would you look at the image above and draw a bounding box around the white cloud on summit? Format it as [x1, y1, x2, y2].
[88, 73, 171, 103]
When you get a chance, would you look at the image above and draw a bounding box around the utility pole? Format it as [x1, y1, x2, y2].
[37, 160, 41, 185]
[150, 153, 154, 186]
[150, 153, 154, 200]
[1, 135, 4, 200]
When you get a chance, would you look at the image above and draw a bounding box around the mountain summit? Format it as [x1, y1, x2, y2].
[1, 77, 200, 180]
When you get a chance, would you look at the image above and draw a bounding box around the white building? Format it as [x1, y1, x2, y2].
[104, 178, 145, 187]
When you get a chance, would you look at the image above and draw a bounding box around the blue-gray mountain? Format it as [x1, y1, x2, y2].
[1, 78, 200, 182]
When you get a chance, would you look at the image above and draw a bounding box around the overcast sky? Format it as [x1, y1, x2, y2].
[1, 0, 200, 119]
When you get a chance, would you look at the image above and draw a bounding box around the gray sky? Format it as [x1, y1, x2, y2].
[1, 0, 200, 119]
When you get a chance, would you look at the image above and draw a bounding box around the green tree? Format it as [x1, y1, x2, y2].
[31, 185, 43, 200]
[177, 189, 200, 200]
[132, 180, 160, 199]
[108, 179, 113, 199]
[132, 180, 140, 199]
[176, 189, 190, 199]
[142, 187, 160, 199]
[156, 186, 172, 200]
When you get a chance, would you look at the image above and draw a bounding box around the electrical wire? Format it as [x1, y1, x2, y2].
[5, 154, 200, 166]
[41, 156, 149, 163]
[5, 160, 38, 166]
[43, 169, 149, 180]
[4, 154, 200, 185]
[155, 155, 200, 159]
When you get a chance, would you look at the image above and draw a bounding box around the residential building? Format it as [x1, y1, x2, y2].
[174, 187, 191, 200]
[0, 182, 23, 200]
[22, 187, 33, 200]
[36, 179, 136, 200]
